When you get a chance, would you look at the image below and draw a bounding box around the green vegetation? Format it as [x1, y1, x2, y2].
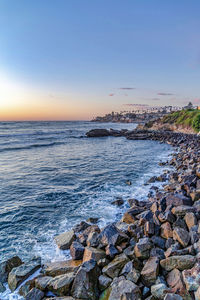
[162, 109, 200, 132]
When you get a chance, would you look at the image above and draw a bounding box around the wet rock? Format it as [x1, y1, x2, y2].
[70, 241, 84, 260]
[0, 256, 23, 283]
[87, 217, 99, 224]
[71, 259, 100, 300]
[86, 231, 100, 247]
[35, 276, 52, 291]
[102, 253, 129, 278]
[171, 206, 195, 217]
[141, 257, 159, 286]
[54, 230, 76, 250]
[0, 282, 6, 293]
[166, 194, 192, 207]
[19, 279, 35, 297]
[86, 129, 110, 137]
[109, 277, 141, 300]
[173, 227, 190, 247]
[182, 262, 200, 292]
[98, 224, 129, 247]
[160, 255, 196, 271]
[111, 198, 124, 206]
[47, 272, 75, 296]
[122, 206, 144, 224]
[161, 222, 173, 239]
[78, 225, 100, 246]
[151, 283, 170, 299]
[184, 212, 197, 230]
[73, 221, 90, 233]
[83, 247, 106, 263]
[166, 268, 186, 296]
[134, 237, 152, 259]
[98, 274, 112, 291]
[25, 288, 44, 300]
[105, 244, 119, 258]
[164, 294, 183, 300]
[43, 260, 82, 277]
[8, 257, 41, 291]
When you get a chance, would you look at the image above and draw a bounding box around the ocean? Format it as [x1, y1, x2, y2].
[0, 121, 172, 266]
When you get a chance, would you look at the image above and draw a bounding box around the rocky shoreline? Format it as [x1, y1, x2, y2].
[1, 128, 200, 300]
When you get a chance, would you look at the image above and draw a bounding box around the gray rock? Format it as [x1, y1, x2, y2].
[35, 276, 52, 291]
[0, 256, 22, 283]
[71, 259, 100, 300]
[141, 257, 159, 286]
[86, 231, 99, 247]
[182, 262, 200, 292]
[160, 255, 196, 271]
[0, 282, 6, 293]
[98, 224, 129, 247]
[70, 241, 84, 260]
[151, 283, 170, 299]
[43, 260, 81, 277]
[134, 237, 152, 259]
[25, 288, 44, 300]
[109, 277, 141, 300]
[164, 294, 183, 300]
[98, 274, 112, 290]
[173, 227, 190, 247]
[47, 272, 75, 296]
[8, 257, 41, 291]
[83, 247, 106, 263]
[102, 253, 129, 278]
[54, 230, 75, 250]
[166, 194, 192, 207]
[171, 206, 195, 217]
[86, 129, 110, 137]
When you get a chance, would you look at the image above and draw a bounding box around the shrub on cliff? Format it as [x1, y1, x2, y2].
[192, 114, 200, 132]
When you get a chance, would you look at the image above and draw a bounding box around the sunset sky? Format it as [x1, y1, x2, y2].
[0, 1, 200, 120]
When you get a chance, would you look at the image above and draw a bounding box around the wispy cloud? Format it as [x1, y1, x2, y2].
[151, 98, 160, 101]
[119, 87, 136, 90]
[157, 92, 174, 96]
[124, 103, 149, 107]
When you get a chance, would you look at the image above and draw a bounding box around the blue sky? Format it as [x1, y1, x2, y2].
[0, 1, 200, 120]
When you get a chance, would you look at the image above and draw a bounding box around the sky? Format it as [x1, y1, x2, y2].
[0, 0, 200, 120]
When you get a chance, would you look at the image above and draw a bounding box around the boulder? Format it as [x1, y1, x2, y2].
[160, 255, 196, 271]
[25, 288, 44, 300]
[35, 276, 52, 291]
[111, 198, 124, 206]
[43, 260, 82, 277]
[161, 222, 173, 239]
[102, 253, 129, 278]
[171, 206, 195, 217]
[0, 256, 22, 283]
[73, 221, 90, 233]
[166, 268, 186, 296]
[182, 262, 200, 292]
[151, 283, 170, 299]
[71, 259, 100, 300]
[70, 241, 85, 260]
[108, 277, 141, 300]
[126, 268, 140, 283]
[83, 247, 106, 263]
[98, 224, 129, 247]
[184, 212, 197, 230]
[98, 274, 112, 291]
[47, 272, 75, 296]
[164, 294, 183, 300]
[8, 257, 41, 292]
[173, 227, 190, 247]
[105, 244, 119, 258]
[54, 230, 75, 250]
[134, 237, 152, 259]
[141, 257, 159, 286]
[166, 194, 192, 207]
[86, 129, 110, 137]
[86, 232, 100, 247]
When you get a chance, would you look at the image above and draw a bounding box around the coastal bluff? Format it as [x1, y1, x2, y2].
[1, 129, 200, 299]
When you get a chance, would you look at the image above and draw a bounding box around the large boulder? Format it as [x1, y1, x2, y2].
[8, 257, 41, 291]
[102, 253, 129, 278]
[86, 129, 110, 137]
[166, 194, 192, 207]
[160, 255, 196, 271]
[35, 276, 53, 291]
[141, 257, 159, 286]
[71, 259, 100, 300]
[134, 237, 152, 259]
[70, 241, 85, 260]
[166, 268, 187, 296]
[25, 288, 44, 300]
[108, 277, 141, 300]
[54, 230, 76, 250]
[173, 227, 190, 247]
[151, 283, 170, 299]
[98, 224, 129, 247]
[43, 260, 82, 277]
[161, 222, 173, 239]
[171, 206, 195, 217]
[0, 256, 22, 283]
[83, 247, 106, 263]
[47, 272, 76, 296]
[182, 262, 200, 292]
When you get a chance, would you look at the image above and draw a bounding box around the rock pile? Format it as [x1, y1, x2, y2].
[1, 130, 200, 299]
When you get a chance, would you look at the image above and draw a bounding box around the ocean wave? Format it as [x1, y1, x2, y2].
[0, 141, 65, 152]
